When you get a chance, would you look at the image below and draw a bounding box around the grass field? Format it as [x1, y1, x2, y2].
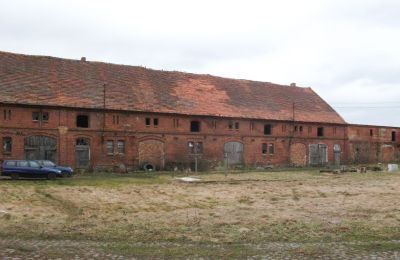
[1, 170, 400, 258]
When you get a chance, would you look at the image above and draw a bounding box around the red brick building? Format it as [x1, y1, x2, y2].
[0, 51, 399, 170]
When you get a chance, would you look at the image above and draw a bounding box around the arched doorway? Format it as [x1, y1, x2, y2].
[224, 142, 243, 166]
[290, 143, 307, 166]
[25, 136, 57, 162]
[138, 139, 164, 170]
[75, 138, 90, 169]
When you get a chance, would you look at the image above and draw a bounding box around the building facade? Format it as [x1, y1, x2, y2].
[0, 51, 399, 170]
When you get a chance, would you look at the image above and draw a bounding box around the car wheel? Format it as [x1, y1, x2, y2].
[47, 172, 56, 180]
[11, 173, 19, 180]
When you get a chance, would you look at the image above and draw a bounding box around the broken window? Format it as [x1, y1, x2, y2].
[117, 140, 125, 154]
[317, 127, 324, 137]
[42, 112, 49, 121]
[32, 112, 40, 121]
[76, 115, 89, 128]
[76, 138, 89, 146]
[106, 140, 114, 155]
[2, 137, 12, 153]
[188, 141, 203, 154]
[264, 124, 272, 135]
[268, 143, 275, 154]
[392, 131, 396, 142]
[153, 118, 159, 127]
[262, 143, 268, 154]
[190, 121, 200, 132]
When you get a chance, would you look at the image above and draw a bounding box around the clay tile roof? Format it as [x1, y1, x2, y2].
[0, 51, 346, 124]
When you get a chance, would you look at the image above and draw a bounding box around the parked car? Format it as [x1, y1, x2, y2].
[35, 160, 73, 177]
[1, 160, 62, 180]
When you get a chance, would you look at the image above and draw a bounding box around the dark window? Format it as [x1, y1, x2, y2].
[188, 141, 203, 154]
[76, 138, 89, 146]
[145, 117, 151, 126]
[106, 140, 114, 155]
[228, 121, 233, 129]
[42, 112, 49, 121]
[235, 122, 239, 130]
[3, 110, 6, 120]
[392, 131, 396, 142]
[317, 127, 324, 137]
[117, 140, 125, 154]
[370, 129, 373, 136]
[299, 126, 303, 132]
[76, 115, 89, 128]
[262, 143, 268, 154]
[190, 121, 200, 132]
[153, 118, 159, 126]
[2, 137, 12, 153]
[32, 112, 40, 121]
[294, 126, 298, 132]
[7, 110, 11, 120]
[264, 124, 272, 135]
[268, 143, 274, 155]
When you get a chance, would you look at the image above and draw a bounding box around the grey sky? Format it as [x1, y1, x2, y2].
[1, 0, 400, 126]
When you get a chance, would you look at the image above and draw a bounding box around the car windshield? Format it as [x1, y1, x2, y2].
[42, 161, 56, 167]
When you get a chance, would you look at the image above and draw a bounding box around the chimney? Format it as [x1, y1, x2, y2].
[290, 83, 296, 87]
[81, 57, 86, 62]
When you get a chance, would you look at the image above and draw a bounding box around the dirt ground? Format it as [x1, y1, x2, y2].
[1, 170, 400, 258]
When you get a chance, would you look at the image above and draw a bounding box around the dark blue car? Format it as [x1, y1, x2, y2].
[35, 160, 73, 177]
[1, 160, 62, 180]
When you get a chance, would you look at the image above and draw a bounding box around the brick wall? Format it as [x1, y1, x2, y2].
[0, 104, 384, 170]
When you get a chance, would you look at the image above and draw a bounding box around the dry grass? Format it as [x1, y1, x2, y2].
[1, 170, 400, 245]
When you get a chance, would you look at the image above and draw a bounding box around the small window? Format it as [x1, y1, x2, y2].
[190, 121, 200, 132]
[145, 117, 151, 126]
[317, 127, 324, 137]
[77, 115, 89, 128]
[370, 129, 373, 136]
[3, 110, 6, 120]
[262, 143, 268, 154]
[42, 112, 49, 121]
[173, 118, 180, 128]
[153, 118, 159, 127]
[235, 122, 239, 130]
[212, 120, 217, 129]
[113, 115, 119, 125]
[392, 131, 396, 142]
[188, 141, 203, 154]
[106, 140, 114, 155]
[2, 137, 12, 153]
[32, 112, 40, 121]
[117, 140, 125, 154]
[294, 126, 298, 132]
[8, 110, 11, 120]
[228, 121, 233, 130]
[268, 143, 274, 155]
[299, 126, 303, 132]
[264, 124, 272, 135]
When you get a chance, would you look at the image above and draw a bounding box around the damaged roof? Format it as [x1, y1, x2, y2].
[0, 51, 346, 124]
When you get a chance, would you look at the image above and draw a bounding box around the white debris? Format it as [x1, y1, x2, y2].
[388, 164, 399, 172]
[175, 177, 201, 182]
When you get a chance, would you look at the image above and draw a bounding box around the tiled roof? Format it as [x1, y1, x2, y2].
[0, 51, 346, 124]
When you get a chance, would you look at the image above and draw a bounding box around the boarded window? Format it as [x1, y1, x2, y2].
[392, 131, 396, 142]
[309, 144, 328, 165]
[77, 115, 89, 128]
[190, 121, 200, 132]
[317, 127, 324, 137]
[106, 141, 114, 155]
[264, 124, 272, 135]
[145, 117, 151, 126]
[117, 140, 125, 154]
[188, 141, 203, 154]
[2, 137, 12, 153]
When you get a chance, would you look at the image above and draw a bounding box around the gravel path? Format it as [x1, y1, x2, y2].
[1, 238, 400, 259]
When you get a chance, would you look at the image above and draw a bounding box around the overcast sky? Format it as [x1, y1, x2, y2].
[1, 0, 400, 126]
